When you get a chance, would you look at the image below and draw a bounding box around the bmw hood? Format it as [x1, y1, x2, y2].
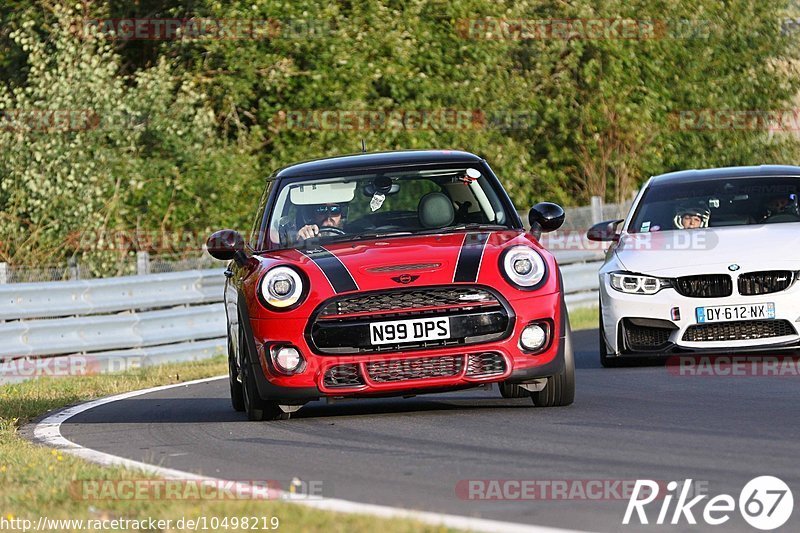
[613, 223, 800, 276]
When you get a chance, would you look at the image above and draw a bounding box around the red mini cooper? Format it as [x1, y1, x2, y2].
[208, 150, 574, 420]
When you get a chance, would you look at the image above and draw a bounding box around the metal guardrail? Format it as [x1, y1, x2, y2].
[0, 270, 228, 383]
[0, 253, 603, 383]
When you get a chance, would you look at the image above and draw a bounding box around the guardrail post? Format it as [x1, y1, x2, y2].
[68, 257, 79, 280]
[590, 196, 603, 224]
[137, 251, 150, 275]
[0, 263, 7, 284]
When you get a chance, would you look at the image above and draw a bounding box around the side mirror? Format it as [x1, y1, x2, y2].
[587, 219, 623, 242]
[207, 229, 247, 264]
[528, 202, 565, 239]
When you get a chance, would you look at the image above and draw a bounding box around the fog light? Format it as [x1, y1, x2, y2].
[271, 346, 303, 374]
[520, 323, 547, 351]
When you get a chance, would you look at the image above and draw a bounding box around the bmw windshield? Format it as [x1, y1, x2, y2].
[629, 176, 800, 233]
[266, 166, 515, 248]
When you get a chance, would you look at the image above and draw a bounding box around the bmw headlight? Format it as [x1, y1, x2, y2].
[609, 272, 671, 295]
[259, 266, 305, 309]
[501, 245, 547, 288]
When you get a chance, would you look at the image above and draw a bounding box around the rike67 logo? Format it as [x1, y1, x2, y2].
[624, 477, 793, 530]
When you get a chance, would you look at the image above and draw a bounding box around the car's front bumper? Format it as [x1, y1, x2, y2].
[600, 273, 800, 357]
[247, 290, 566, 402]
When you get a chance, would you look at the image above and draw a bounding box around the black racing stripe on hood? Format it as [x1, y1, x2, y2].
[299, 246, 358, 293]
[453, 232, 492, 283]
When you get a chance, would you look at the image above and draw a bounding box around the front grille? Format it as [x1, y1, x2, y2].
[738, 271, 795, 296]
[309, 286, 512, 355]
[674, 274, 733, 298]
[466, 352, 506, 377]
[318, 286, 500, 318]
[323, 364, 364, 388]
[623, 320, 675, 350]
[683, 320, 797, 342]
[366, 355, 463, 383]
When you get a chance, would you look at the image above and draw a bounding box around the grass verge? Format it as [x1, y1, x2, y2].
[569, 306, 599, 331]
[1, 356, 449, 532]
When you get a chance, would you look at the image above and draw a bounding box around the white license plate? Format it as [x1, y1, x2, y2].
[696, 303, 775, 323]
[369, 317, 451, 345]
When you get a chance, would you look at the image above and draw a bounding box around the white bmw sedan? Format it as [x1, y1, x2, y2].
[588, 165, 800, 367]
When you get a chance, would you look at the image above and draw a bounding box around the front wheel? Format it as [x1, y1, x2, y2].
[239, 327, 290, 421]
[531, 319, 575, 407]
[229, 345, 245, 412]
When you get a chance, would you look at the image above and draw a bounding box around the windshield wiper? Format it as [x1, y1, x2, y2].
[320, 231, 413, 244]
[418, 223, 508, 234]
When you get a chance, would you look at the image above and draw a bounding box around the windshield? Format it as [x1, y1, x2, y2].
[628, 176, 800, 233]
[267, 165, 512, 248]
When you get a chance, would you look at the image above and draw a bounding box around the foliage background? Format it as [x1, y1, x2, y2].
[1, 0, 799, 272]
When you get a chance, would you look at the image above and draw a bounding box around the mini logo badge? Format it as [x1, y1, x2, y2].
[391, 274, 419, 284]
[728, 264, 740, 271]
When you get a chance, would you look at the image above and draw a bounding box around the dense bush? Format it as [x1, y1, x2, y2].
[1, 0, 799, 271]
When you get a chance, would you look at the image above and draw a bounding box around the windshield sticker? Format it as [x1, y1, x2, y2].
[640, 221, 651, 232]
[369, 192, 386, 212]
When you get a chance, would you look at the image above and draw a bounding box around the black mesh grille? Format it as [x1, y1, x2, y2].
[318, 287, 500, 317]
[323, 364, 364, 388]
[683, 320, 797, 342]
[466, 353, 506, 377]
[624, 321, 674, 350]
[366, 355, 463, 383]
[674, 275, 733, 298]
[738, 271, 795, 296]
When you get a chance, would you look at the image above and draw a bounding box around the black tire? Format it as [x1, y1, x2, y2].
[499, 382, 529, 398]
[239, 326, 290, 421]
[228, 330, 245, 412]
[598, 305, 621, 368]
[597, 308, 620, 368]
[531, 318, 575, 407]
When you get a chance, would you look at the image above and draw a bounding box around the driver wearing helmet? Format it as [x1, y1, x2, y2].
[673, 204, 710, 229]
[296, 203, 346, 241]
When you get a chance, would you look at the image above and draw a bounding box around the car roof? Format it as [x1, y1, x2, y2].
[649, 165, 800, 186]
[270, 150, 484, 179]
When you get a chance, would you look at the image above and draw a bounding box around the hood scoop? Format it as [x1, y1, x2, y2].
[365, 263, 442, 273]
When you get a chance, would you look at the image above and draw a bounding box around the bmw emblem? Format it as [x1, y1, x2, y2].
[728, 264, 740, 272]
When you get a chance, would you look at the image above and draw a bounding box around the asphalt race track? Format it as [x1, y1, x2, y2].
[56, 330, 800, 532]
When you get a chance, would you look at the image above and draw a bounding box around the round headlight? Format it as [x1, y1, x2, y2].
[502, 245, 546, 288]
[260, 266, 304, 309]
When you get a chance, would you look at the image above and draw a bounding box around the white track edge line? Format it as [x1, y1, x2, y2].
[28, 375, 588, 533]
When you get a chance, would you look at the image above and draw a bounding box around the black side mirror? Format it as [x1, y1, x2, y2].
[528, 202, 565, 239]
[207, 229, 247, 265]
[587, 219, 623, 242]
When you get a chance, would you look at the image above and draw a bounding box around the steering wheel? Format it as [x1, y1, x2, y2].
[317, 226, 346, 236]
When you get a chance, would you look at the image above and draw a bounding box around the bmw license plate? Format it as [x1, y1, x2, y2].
[696, 303, 775, 323]
[369, 317, 451, 345]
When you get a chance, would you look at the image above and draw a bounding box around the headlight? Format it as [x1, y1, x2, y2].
[501, 245, 547, 288]
[259, 266, 305, 309]
[609, 272, 671, 295]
